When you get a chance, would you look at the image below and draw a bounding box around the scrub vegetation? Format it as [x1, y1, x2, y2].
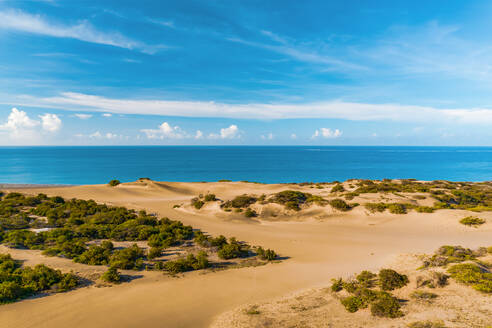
[332, 268, 408, 318]
[0, 192, 280, 280]
[0, 253, 78, 304]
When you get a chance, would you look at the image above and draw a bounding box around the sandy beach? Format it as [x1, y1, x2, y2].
[0, 180, 491, 328]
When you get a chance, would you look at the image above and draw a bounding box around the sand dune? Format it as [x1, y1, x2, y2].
[0, 181, 491, 327]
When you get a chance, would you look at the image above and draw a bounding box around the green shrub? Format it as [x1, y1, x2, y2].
[487, 246, 492, 254]
[217, 238, 249, 259]
[244, 208, 257, 218]
[423, 245, 477, 267]
[222, 195, 257, 208]
[330, 199, 351, 211]
[0, 254, 78, 303]
[407, 320, 446, 328]
[76, 245, 111, 265]
[331, 184, 345, 193]
[147, 247, 162, 260]
[356, 270, 377, 288]
[410, 290, 438, 302]
[447, 263, 492, 293]
[365, 203, 387, 213]
[459, 216, 485, 227]
[415, 206, 434, 213]
[271, 190, 307, 204]
[370, 292, 403, 318]
[256, 246, 276, 261]
[378, 269, 409, 291]
[101, 267, 121, 283]
[164, 251, 209, 274]
[108, 180, 120, 187]
[388, 203, 407, 214]
[191, 198, 205, 209]
[341, 296, 364, 312]
[204, 194, 216, 202]
[109, 244, 144, 270]
[331, 278, 343, 292]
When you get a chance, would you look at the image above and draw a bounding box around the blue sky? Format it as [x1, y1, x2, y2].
[1, 0, 492, 145]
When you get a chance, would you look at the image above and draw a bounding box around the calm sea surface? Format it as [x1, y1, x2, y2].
[0, 146, 491, 185]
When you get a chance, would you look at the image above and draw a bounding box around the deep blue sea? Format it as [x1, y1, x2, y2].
[0, 146, 491, 185]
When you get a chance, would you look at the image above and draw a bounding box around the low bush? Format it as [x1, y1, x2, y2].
[217, 238, 249, 259]
[204, 194, 216, 202]
[244, 208, 257, 218]
[407, 321, 446, 328]
[329, 199, 351, 211]
[108, 180, 120, 187]
[164, 251, 209, 274]
[0, 254, 78, 304]
[459, 216, 485, 227]
[365, 203, 387, 213]
[356, 270, 377, 288]
[109, 244, 144, 270]
[331, 184, 345, 193]
[341, 296, 364, 313]
[331, 278, 343, 292]
[410, 290, 438, 302]
[223, 195, 257, 208]
[76, 245, 111, 265]
[256, 246, 276, 261]
[147, 247, 162, 260]
[370, 292, 403, 318]
[423, 245, 476, 267]
[415, 206, 434, 213]
[101, 267, 121, 283]
[387, 203, 407, 214]
[191, 198, 205, 209]
[447, 263, 492, 293]
[378, 269, 409, 291]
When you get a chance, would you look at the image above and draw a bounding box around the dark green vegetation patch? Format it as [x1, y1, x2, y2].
[0, 192, 279, 278]
[0, 253, 78, 304]
[331, 268, 407, 318]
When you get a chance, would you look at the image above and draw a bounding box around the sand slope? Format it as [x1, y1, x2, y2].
[0, 181, 491, 328]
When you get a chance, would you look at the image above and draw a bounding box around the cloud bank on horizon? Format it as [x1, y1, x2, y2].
[1, 1, 492, 145]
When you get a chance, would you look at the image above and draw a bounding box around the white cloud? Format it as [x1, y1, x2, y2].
[0, 9, 161, 53]
[227, 34, 366, 72]
[208, 125, 240, 139]
[105, 132, 118, 139]
[0, 108, 60, 142]
[141, 122, 187, 139]
[312, 128, 342, 139]
[195, 130, 203, 139]
[40, 113, 61, 132]
[261, 132, 273, 140]
[74, 113, 92, 119]
[290, 133, 297, 139]
[0, 107, 39, 131]
[220, 125, 239, 139]
[11, 91, 492, 125]
[147, 18, 175, 29]
[89, 131, 102, 138]
[102, 113, 112, 117]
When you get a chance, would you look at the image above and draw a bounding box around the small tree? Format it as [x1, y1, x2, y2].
[101, 267, 121, 283]
[108, 180, 120, 187]
[378, 269, 409, 291]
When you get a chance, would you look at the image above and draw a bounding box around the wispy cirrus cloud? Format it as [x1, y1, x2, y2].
[0, 9, 162, 53]
[227, 35, 366, 72]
